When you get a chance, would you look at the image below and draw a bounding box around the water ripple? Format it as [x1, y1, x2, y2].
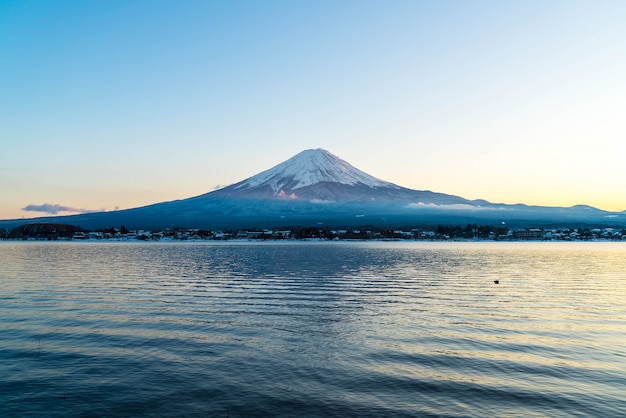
[1, 241, 625, 417]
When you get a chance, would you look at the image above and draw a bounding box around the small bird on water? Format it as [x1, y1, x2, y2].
[494, 280, 499, 284]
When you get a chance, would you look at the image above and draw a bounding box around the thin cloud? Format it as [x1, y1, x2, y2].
[406, 202, 498, 211]
[22, 203, 103, 215]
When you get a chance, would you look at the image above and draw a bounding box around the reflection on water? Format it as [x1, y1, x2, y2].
[1, 241, 625, 417]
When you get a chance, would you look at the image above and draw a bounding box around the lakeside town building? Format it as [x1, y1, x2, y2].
[3, 224, 624, 242]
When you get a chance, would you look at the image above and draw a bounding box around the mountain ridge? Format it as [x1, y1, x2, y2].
[1, 148, 624, 230]
[208, 148, 470, 204]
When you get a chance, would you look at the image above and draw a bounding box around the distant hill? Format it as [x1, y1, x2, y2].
[1, 149, 624, 230]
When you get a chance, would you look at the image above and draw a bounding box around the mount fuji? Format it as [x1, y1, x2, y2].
[208, 148, 468, 204]
[1, 148, 624, 230]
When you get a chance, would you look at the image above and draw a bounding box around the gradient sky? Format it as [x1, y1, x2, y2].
[2, 0, 625, 219]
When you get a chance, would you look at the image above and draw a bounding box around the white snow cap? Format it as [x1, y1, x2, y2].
[235, 148, 397, 193]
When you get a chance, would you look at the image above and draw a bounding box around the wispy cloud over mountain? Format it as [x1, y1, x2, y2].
[22, 203, 103, 215]
[406, 202, 498, 211]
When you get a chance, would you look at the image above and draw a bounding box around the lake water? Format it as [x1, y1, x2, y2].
[1, 241, 625, 417]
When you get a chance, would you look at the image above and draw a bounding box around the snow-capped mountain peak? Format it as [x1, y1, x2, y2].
[207, 148, 473, 203]
[213, 148, 401, 200]
[242, 148, 396, 189]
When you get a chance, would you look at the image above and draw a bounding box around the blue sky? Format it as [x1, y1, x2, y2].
[1, 0, 625, 219]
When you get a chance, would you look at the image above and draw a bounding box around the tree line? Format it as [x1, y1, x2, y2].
[2, 222, 624, 241]
[0, 223, 86, 240]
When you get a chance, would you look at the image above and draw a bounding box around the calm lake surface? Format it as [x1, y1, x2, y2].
[1, 241, 625, 417]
